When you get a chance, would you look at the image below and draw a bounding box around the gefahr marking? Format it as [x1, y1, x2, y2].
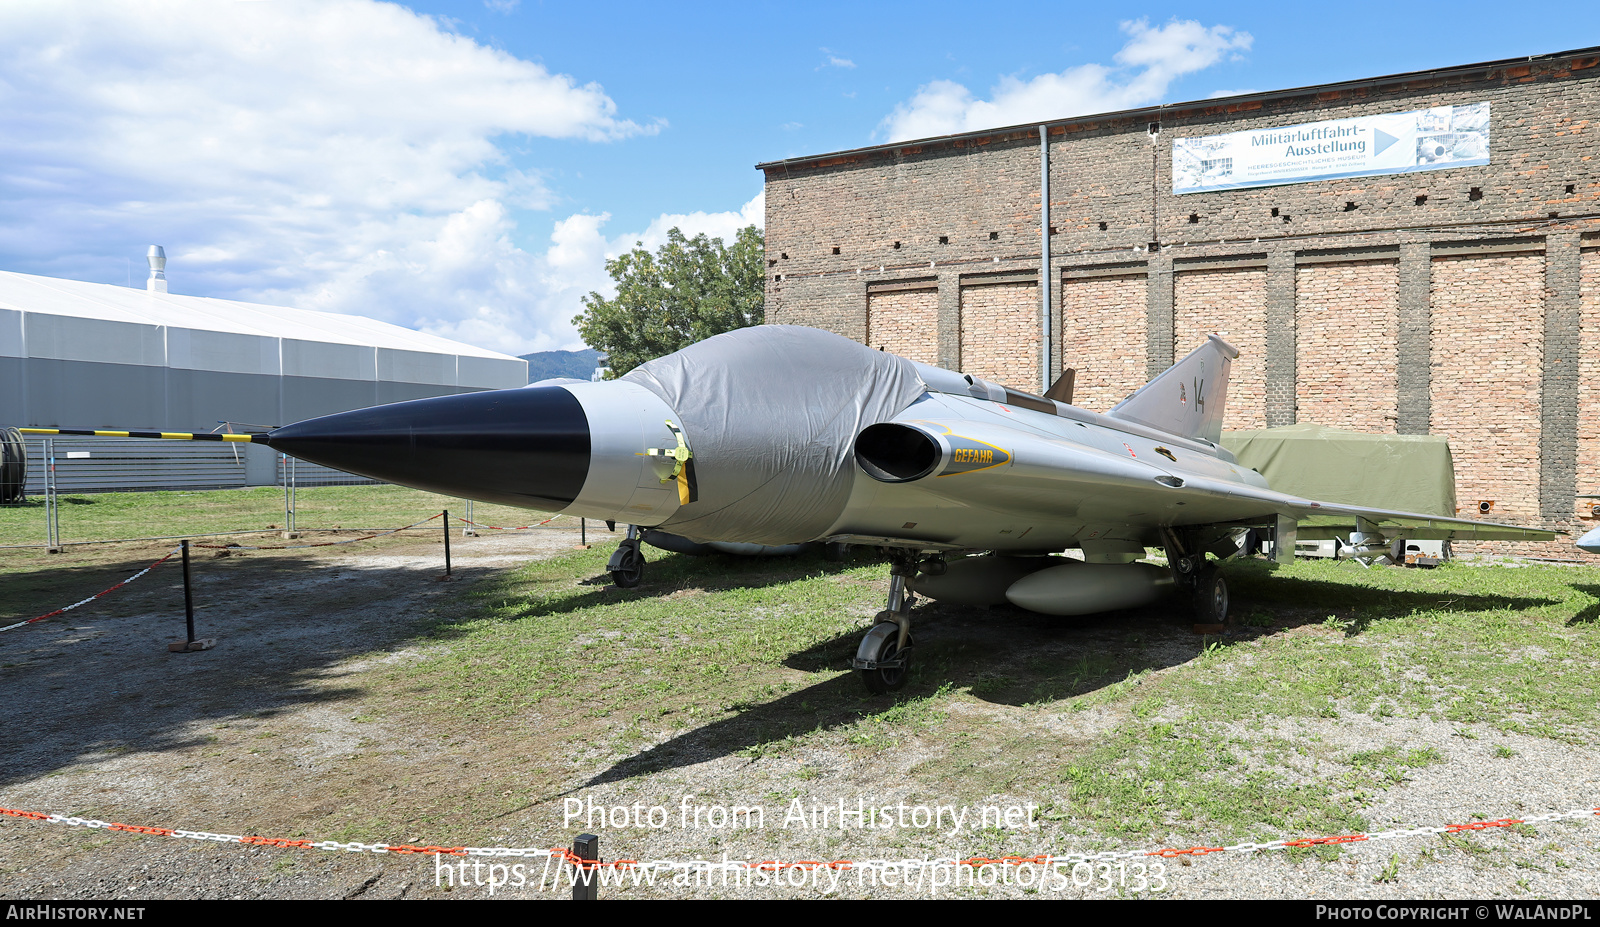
[938, 436, 1012, 476]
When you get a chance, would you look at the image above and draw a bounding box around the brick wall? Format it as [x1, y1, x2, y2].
[959, 280, 1039, 387]
[1060, 273, 1148, 411]
[1294, 260, 1401, 432]
[1430, 252, 1545, 525]
[1576, 248, 1600, 511]
[766, 272, 865, 343]
[1174, 266, 1269, 430]
[866, 288, 938, 363]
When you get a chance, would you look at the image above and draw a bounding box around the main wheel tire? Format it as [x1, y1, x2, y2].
[856, 623, 913, 695]
[610, 544, 644, 588]
[1193, 566, 1228, 624]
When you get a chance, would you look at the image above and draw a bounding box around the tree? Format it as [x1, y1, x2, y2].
[574, 225, 764, 376]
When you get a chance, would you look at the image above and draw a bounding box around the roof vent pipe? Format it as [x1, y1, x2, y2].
[146, 245, 167, 293]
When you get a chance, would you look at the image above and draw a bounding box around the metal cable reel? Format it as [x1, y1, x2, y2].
[0, 427, 26, 504]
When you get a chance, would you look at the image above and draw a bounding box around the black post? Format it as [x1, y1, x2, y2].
[572, 833, 599, 900]
[167, 539, 213, 653]
[182, 539, 195, 643]
[443, 509, 452, 577]
[580, 517, 586, 545]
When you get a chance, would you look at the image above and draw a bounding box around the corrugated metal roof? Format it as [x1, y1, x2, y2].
[0, 270, 516, 360]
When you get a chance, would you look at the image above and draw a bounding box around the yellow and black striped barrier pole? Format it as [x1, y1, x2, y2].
[19, 428, 269, 443]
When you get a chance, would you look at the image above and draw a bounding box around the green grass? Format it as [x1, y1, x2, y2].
[1169, 559, 1600, 740]
[0, 483, 574, 547]
[1055, 723, 1366, 843]
[370, 545, 884, 728]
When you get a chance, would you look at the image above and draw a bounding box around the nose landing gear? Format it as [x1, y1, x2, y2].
[608, 525, 645, 588]
[852, 551, 922, 694]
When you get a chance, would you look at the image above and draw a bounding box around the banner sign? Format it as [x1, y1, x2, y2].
[1172, 103, 1490, 195]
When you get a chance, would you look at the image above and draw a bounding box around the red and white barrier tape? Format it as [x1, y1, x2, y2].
[3, 805, 1594, 872]
[194, 513, 443, 551]
[5, 513, 455, 635]
[1, 548, 180, 634]
[457, 515, 560, 531]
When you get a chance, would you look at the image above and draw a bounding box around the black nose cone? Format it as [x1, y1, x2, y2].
[267, 387, 591, 511]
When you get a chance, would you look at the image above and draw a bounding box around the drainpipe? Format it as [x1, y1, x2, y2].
[1039, 125, 1051, 393]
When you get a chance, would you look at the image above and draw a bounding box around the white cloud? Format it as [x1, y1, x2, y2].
[271, 189, 767, 356]
[818, 48, 856, 70]
[0, 0, 669, 355]
[632, 190, 765, 253]
[879, 19, 1252, 142]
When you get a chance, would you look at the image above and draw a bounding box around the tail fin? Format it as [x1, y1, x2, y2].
[1105, 334, 1236, 445]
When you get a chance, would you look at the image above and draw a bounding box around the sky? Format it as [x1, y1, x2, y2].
[0, 2, 1594, 356]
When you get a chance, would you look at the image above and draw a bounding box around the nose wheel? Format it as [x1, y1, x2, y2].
[607, 526, 645, 588]
[854, 618, 913, 694]
[852, 551, 919, 694]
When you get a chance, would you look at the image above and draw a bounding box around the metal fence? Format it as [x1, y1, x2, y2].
[23, 435, 252, 494]
[4, 436, 382, 549]
[10, 434, 378, 497]
[274, 452, 374, 488]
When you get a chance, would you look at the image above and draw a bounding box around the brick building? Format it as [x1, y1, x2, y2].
[759, 47, 1600, 552]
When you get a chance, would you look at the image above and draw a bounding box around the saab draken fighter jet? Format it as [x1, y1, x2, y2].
[25, 326, 1558, 693]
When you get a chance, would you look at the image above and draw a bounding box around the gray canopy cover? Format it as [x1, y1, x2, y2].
[622, 326, 927, 544]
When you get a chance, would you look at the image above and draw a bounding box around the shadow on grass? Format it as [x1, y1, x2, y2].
[1567, 585, 1600, 626]
[418, 546, 883, 640]
[0, 540, 520, 788]
[578, 557, 1570, 788]
[1221, 558, 1559, 634]
[578, 593, 1242, 790]
[0, 541, 881, 789]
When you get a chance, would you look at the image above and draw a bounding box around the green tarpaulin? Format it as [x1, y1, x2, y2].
[1221, 423, 1457, 518]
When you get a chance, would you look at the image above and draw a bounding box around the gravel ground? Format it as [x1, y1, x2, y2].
[1, 531, 1597, 901]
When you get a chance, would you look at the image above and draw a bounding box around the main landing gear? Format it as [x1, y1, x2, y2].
[853, 551, 939, 694]
[1163, 528, 1229, 625]
[1189, 563, 1228, 624]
